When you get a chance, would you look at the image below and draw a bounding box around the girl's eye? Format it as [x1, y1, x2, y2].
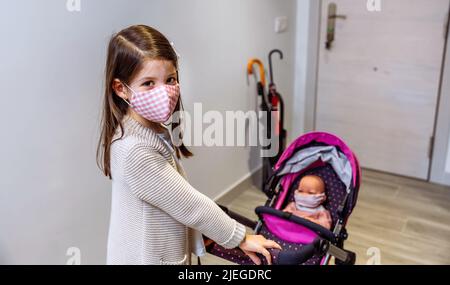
[166, 77, 177, 84]
[142, 81, 155, 87]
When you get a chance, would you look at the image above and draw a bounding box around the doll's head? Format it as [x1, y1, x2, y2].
[296, 175, 325, 195]
[294, 175, 326, 209]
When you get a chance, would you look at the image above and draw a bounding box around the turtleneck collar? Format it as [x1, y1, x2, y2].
[121, 114, 167, 140]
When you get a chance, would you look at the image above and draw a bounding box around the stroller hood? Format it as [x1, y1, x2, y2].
[277, 145, 352, 192]
[275, 132, 360, 189]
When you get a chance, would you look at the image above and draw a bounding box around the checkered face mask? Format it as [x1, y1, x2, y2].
[123, 83, 180, 123]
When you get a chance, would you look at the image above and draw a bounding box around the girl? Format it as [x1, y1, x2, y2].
[97, 25, 281, 265]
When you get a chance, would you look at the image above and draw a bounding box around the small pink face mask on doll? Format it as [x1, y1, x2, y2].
[294, 175, 326, 209]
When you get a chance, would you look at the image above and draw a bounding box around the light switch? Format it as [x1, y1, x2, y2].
[274, 16, 288, 33]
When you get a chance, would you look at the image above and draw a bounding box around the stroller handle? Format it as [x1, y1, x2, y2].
[276, 238, 320, 265]
[255, 206, 337, 243]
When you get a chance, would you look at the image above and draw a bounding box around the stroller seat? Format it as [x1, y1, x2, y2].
[209, 164, 348, 265]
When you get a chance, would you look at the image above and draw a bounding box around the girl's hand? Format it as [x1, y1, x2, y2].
[238, 234, 282, 265]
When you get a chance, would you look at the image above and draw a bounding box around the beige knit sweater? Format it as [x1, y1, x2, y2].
[106, 115, 246, 265]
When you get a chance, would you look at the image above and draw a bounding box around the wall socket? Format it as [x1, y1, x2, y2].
[274, 16, 288, 33]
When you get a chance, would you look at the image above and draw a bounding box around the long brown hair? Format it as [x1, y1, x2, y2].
[97, 25, 192, 179]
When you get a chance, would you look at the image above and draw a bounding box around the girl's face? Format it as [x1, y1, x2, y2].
[113, 59, 177, 102]
[128, 59, 178, 92]
[112, 59, 178, 130]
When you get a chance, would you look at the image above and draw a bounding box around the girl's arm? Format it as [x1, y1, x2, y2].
[123, 144, 245, 249]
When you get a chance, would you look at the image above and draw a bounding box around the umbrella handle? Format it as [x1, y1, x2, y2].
[247, 58, 266, 87]
[268, 49, 283, 84]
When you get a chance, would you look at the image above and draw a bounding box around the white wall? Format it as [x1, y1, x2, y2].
[0, 0, 297, 264]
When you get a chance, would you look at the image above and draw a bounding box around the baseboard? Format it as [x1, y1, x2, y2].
[214, 166, 262, 205]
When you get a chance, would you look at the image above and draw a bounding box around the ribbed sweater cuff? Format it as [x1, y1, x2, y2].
[219, 221, 246, 249]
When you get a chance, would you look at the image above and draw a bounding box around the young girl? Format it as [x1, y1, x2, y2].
[97, 25, 281, 265]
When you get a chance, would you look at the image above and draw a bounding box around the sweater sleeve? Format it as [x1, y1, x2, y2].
[123, 144, 246, 249]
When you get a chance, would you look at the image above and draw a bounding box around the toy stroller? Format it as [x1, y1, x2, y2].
[205, 132, 361, 265]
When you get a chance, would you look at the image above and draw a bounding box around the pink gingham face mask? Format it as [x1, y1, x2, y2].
[123, 83, 180, 123]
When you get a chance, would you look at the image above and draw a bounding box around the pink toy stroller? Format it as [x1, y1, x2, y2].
[204, 132, 361, 265]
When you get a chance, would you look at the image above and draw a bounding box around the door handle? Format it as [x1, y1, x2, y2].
[326, 3, 347, 50]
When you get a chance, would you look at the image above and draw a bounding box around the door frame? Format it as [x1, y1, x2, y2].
[301, 0, 450, 185]
[302, 0, 321, 133]
[430, 12, 450, 185]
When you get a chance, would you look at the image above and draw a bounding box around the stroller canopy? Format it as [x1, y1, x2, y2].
[277, 146, 352, 193]
[275, 132, 360, 189]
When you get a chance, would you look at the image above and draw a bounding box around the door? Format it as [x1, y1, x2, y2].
[315, 0, 450, 179]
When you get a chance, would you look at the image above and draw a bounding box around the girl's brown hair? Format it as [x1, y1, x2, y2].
[97, 25, 192, 179]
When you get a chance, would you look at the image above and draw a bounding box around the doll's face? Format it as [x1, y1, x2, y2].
[295, 175, 325, 196]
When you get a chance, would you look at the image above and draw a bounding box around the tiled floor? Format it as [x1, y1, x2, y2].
[201, 169, 450, 265]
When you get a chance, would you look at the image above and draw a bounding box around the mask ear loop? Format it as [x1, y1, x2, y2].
[121, 82, 134, 107]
